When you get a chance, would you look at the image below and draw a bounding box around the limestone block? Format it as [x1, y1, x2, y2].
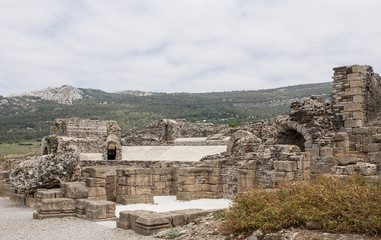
[35, 189, 61, 200]
[87, 187, 106, 198]
[116, 186, 130, 195]
[363, 143, 381, 153]
[357, 162, 377, 176]
[349, 80, 365, 89]
[160, 212, 186, 227]
[351, 65, 365, 73]
[60, 182, 88, 199]
[135, 213, 171, 236]
[117, 211, 132, 230]
[305, 148, 320, 157]
[368, 153, 381, 163]
[333, 147, 346, 155]
[154, 182, 166, 189]
[372, 134, 381, 143]
[84, 167, 106, 179]
[182, 184, 202, 192]
[352, 111, 365, 120]
[37, 198, 76, 213]
[344, 120, 363, 128]
[337, 155, 358, 166]
[347, 73, 361, 81]
[86, 178, 106, 188]
[176, 192, 197, 201]
[9, 193, 26, 205]
[178, 176, 195, 185]
[0, 180, 10, 197]
[274, 161, 297, 172]
[320, 147, 333, 157]
[343, 103, 362, 112]
[275, 172, 294, 182]
[106, 175, 116, 183]
[119, 194, 154, 204]
[135, 186, 151, 195]
[85, 200, 116, 220]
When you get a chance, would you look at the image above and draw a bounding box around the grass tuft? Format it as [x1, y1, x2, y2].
[221, 175, 381, 236]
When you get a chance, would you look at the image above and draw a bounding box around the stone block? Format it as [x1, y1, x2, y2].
[86, 177, 106, 188]
[176, 192, 197, 201]
[343, 103, 362, 112]
[337, 155, 358, 166]
[119, 194, 154, 204]
[35, 189, 61, 200]
[135, 186, 151, 195]
[160, 212, 186, 227]
[349, 80, 365, 88]
[88, 187, 106, 198]
[357, 162, 377, 176]
[154, 182, 166, 189]
[363, 143, 381, 153]
[275, 171, 294, 181]
[305, 148, 320, 157]
[352, 95, 364, 103]
[368, 153, 381, 163]
[320, 147, 333, 157]
[85, 200, 116, 220]
[37, 198, 76, 214]
[135, 214, 170, 236]
[178, 176, 195, 185]
[182, 184, 202, 192]
[60, 182, 88, 199]
[351, 65, 365, 73]
[345, 87, 363, 96]
[372, 134, 381, 143]
[171, 209, 204, 224]
[274, 161, 297, 172]
[9, 193, 26, 205]
[84, 167, 106, 179]
[352, 111, 365, 120]
[344, 120, 363, 128]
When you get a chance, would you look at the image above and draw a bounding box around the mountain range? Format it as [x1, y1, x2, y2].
[0, 83, 332, 143]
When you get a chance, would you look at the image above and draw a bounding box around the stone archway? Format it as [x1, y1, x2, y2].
[275, 120, 312, 152]
[226, 130, 253, 155]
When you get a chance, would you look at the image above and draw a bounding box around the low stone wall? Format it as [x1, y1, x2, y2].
[117, 208, 224, 236]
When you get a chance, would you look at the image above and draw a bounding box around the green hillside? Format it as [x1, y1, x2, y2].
[0, 82, 332, 143]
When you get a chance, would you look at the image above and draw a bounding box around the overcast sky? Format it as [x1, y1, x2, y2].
[1, 0, 381, 96]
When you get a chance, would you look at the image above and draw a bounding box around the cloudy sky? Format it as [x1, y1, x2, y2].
[1, 0, 381, 96]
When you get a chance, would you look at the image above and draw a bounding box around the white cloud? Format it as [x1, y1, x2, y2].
[1, 0, 381, 96]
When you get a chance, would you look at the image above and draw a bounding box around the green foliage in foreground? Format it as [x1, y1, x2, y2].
[0, 142, 40, 159]
[222, 175, 381, 236]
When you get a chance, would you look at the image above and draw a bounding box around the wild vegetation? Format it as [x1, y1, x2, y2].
[0, 82, 331, 143]
[221, 175, 381, 237]
[0, 141, 40, 161]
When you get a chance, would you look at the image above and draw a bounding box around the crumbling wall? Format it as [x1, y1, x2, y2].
[122, 119, 230, 146]
[41, 118, 122, 161]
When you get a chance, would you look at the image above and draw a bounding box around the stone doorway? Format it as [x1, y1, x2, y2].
[277, 129, 306, 152]
[107, 145, 116, 160]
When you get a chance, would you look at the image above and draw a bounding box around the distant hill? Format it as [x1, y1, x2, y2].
[0, 82, 332, 143]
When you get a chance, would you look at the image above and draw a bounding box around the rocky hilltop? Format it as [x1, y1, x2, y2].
[9, 85, 83, 104]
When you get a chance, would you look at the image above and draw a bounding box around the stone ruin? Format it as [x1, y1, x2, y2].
[2, 64, 381, 236]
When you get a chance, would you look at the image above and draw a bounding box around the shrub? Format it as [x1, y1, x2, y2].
[221, 175, 381, 236]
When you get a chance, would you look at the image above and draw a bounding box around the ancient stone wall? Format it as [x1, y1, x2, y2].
[122, 119, 230, 146]
[41, 118, 122, 160]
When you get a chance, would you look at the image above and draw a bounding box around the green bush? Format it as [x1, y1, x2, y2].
[222, 175, 381, 236]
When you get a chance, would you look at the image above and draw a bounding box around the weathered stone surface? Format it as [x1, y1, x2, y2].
[85, 200, 116, 220]
[337, 155, 358, 166]
[36, 198, 76, 213]
[60, 182, 88, 199]
[9, 146, 80, 193]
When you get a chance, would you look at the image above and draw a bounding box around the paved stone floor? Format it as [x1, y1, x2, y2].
[0, 197, 152, 240]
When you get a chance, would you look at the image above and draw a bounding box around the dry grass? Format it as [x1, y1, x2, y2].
[222, 175, 381, 236]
